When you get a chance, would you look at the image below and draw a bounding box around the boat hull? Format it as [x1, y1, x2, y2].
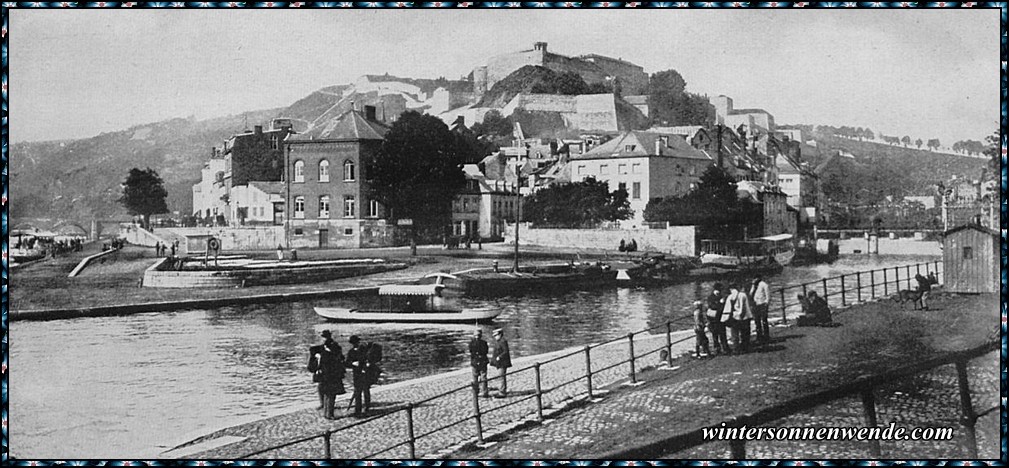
[315, 307, 501, 324]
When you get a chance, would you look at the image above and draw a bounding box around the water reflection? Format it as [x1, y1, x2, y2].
[9, 254, 938, 458]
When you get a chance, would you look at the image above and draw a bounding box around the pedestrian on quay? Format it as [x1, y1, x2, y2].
[692, 300, 711, 358]
[750, 276, 771, 344]
[155, 241, 162, 257]
[276, 244, 284, 261]
[490, 328, 512, 398]
[308, 330, 341, 411]
[915, 273, 932, 310]
[317, 339, 346, 420]
[724, 282, 753, 354]
[345, 335, 370, 416]
[469, 329, 491, 397]
[170, 242, 176, 257]
[706, 283, 730, 355]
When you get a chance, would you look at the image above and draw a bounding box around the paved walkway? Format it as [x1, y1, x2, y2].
[169, 291, 997, 460]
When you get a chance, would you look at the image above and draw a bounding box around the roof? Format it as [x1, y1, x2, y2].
[574, 131, 711, 161]
[248, 181, 285, 195]
[623, 95, 649, 105]
[378, 284, 445, 296]
[729, 108, 771, 115]
[943, 223, 998, 238]
[289, 110, 389, 142]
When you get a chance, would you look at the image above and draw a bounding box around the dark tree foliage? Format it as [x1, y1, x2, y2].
[471, 110, 513, 140]
[522, 178, 632, 227]
[365, 111, 467, 254]
[983, 130, 1000, 171]
[119, 167, 169, 230]
[646, 69, 713, 127]
[643, 165, 761, 234]
[530, 71, 600, 96]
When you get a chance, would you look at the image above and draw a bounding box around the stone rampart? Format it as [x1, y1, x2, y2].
[506, 225, 697, 257]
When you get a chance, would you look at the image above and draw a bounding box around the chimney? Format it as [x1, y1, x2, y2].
[254, 125, 263, 135]
[364, 105, 377, 121]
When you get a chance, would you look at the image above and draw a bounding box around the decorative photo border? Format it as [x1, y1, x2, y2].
[0, 2, 1005, 465]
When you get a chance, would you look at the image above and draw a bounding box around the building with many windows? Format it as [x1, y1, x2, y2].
[451, 164, 520, 240]
[283, 106, 394, 248]
[568, 131, 712, 226]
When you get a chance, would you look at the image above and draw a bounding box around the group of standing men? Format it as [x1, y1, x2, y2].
[308, 330, 383, 419]
[154, 240, 179, 257]
[468, 328, 512, 398]
[693, 276, 771, 358]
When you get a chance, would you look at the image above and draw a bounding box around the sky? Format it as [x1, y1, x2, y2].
[9, 8, 1001, 146]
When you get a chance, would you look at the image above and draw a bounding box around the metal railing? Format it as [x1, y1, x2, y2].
[240, 317, 697, 459]
[240, 260, 945, 459]
[607, 338, 998, 459]
[772, 261, 943, 325]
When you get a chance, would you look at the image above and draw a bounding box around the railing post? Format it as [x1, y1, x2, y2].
[870, 269, 876, 298]
[840, 275, 846, 306]
[822, 278, 828, 299]
[534, 362, 544, 422]
[584, 345, 594, 400]
[856, 272, 862, 302]
[471, 380, 484, 443]
[627, 333, 637, 383]
[935, 260, 940, 283]
[916, 263, 921, 276]
[894, 267, 900, 291]
[802, 284, 808, 301]
[906, 265, 911, 290]
[729, 439, 747, 459]
[883, 268, 888, 296]
[779, 289, 787, 324]
[323, 431, 332, 459]
[860, 388, 882, 457]
[405, 404, 417, 459]
[666, 321, 673, 364]
[955, 359, 979, 458]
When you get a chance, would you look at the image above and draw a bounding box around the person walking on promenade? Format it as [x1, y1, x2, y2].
[915, 273, 932, 310]
[692, 300, 711, 358]
[706, 283, 730, 355]
[724, 283, 753, 354]
[469, 329, 491, 397]
[317, 339, 346, 420]
[345, 335, 370, 416]
[490, 329, 512, 398]
[750, 276, 771, 344]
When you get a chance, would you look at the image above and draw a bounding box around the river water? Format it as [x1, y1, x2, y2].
[10, 254, 939, 459]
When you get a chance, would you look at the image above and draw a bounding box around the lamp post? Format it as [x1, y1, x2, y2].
[513, 181, 521, 273]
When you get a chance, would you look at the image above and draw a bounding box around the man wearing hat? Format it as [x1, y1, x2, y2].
[345, 335, 369, 416]
[490, 329, 512, 398]
[310, 330, 341, 410]
[469, 329, 490, 398]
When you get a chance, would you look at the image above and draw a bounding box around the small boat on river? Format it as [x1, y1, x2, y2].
[699, 234, 796, 268]
[314, 282, 500, 324]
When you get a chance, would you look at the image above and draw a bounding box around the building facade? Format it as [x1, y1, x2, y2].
[451, 164, 520, 239]
[283, 107, 394, 249]
[569, 131, 713, 226]
[192, 152, 227, 223]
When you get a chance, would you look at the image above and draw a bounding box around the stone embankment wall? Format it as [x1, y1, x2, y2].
[837, 237, 942, 256]
[506, 224, 697, 257]
[143, 260, 405, 288]
[120, 224, 167, 247]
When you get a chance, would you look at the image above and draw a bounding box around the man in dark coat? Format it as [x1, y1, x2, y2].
[318, 339, 345, 420]
[345, 335, 370, 416]
[469, 329, 490, 397]
[490, 329, 512, 398]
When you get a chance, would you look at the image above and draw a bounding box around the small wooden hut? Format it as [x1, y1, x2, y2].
[942, 223, 999, 293]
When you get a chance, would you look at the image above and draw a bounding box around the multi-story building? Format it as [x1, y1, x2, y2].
[451, 164, 520, 240]
[229, 181, 285, 226]
[568, 131, 713, 226]
[283, 106, 394, 249]
[222, 120, 294, 224]
[710, 95, 776, 134]
[191, 149, 227, 223]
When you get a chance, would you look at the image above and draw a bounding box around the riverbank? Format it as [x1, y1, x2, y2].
[168, 291, 997, 460]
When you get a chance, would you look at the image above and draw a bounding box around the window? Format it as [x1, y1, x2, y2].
[577, 165, 586, 175]
[319, 195, 330, 218]
[294, 160, 305, 183]
[632, 163, 641, 174]
[632, 182, 641, 200]
[368, 199, 380, 218]
[600, 164, 610, 175]
[294, 196, 305, 219]
[462, 198, 469, 211]
[963, 246, 973, 259]
[690, 165, 697, 175]
[624, 145, 636, 152]
[271, 135, 279, 150]
[344, 228, 354, 236]
[344, 160, 356, 181]
[344, 196, 356, 218]
[294, 227, 304, 235]
[618, 164, 628, 175]
[319, 160, 330, 182]
[618, 182, 627, 193]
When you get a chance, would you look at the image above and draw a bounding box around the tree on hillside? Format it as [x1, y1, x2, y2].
[926, 138, 940, 152]
[531, 71, 597, 96]
[522, 178, 631, 228]
[915, 138, 923, 149]
[119, 167, 169, 230]
[471, 110, 513, 140]
[365, 111, 467, 255]
[864, 128, 875, 140]
[983, 129, 1000, 172]
[646, 69, 712, 127]
[901, 136, 911, 147]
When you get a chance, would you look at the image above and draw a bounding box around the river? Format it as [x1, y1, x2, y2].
[9, 253, 939, 459]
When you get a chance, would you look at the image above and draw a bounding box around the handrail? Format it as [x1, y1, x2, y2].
[240, 260, 946, 459]
[604, 338, 998, 459]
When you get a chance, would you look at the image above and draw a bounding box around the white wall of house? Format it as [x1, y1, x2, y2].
[192, 158, 227, 220]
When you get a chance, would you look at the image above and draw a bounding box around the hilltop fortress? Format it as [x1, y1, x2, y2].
[473, 42, 649, 97]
